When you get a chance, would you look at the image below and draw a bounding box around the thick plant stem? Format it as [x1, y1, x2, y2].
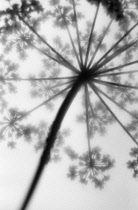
[19, 79, 82, 210]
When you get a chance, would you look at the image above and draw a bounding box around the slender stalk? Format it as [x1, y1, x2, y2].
[27, 41, 79, 73]
[87, 88, 95, 116]
[89, 83, 138, 146]
[17, 14, 79, 74]
[72, 0, 83, 67]
[19, 79, 82, 210]
[17, 84, 72, 121]
[93, 60, 138, 76]
[84, 84, 92, 162]
[96, 70, 138, 78]
[84, 2, 100, 66]
[51, 78, 76, 89]
[94, 84, 138, 120]
[28, 40, 79, 73]
[92, 21, 138, 69]
[0, 76, 77, 81]
[65, 22, 81, 68]
[94, 39, 138, 71]
[92, 78, 138, 90]
[55, 4, 81, 68]
[88, 19, 113, 68]
[26, 41, 62, 64]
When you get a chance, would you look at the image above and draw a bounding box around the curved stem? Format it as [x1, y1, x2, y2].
[19, 79, 82, 210]
[17, 84, 72, 121]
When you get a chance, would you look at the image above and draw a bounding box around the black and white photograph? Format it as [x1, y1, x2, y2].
[0, 0, 138, 209]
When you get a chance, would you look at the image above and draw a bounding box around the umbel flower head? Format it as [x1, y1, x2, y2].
[66, 146, 115, 188]
[0, 0, 138, 209]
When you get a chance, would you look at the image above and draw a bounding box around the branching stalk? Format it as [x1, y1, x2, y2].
[92, 21, 138, 69]
[93, 60, 138, 76]
[89, 83, 138, 146]
[26, 41, 79, 72]
[94, 39, 138, 71]
[94, 84, 138, 120]
[17, 14, 79, 74]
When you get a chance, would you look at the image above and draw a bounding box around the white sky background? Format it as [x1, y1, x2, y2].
[0, 0, 138, 209]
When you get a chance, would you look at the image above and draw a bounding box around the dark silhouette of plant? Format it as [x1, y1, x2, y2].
[0, 0, 138, 209]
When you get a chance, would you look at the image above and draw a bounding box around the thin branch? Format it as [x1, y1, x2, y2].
[96, 70, 138, 78]
[92, 21, 138, 69]
[95, 39, 138, 71]
[87, 87, 95, 116]
[84, 2, 100, 67]
[94, 60, 138, 76]
[26, 40, 79, 74]
[17, 84, 73, 121]
[89, 83, 138, 146]
[93, 84, 138, 120]
[65, 22, 81, 68]
[51, 78, 76, 89]
[27, 41, 79, 73]
[0, 76, 77, 81]
[63, 18, 81, 68]
[85, 84, 92, 162]
[88, 19, 113, 68]
[72, 0, 83, 67]
[26, 41, 59, 63]
[92, 78, 138, 90]
[56, 4, 81, 68]
[17, 14, 79, 74]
